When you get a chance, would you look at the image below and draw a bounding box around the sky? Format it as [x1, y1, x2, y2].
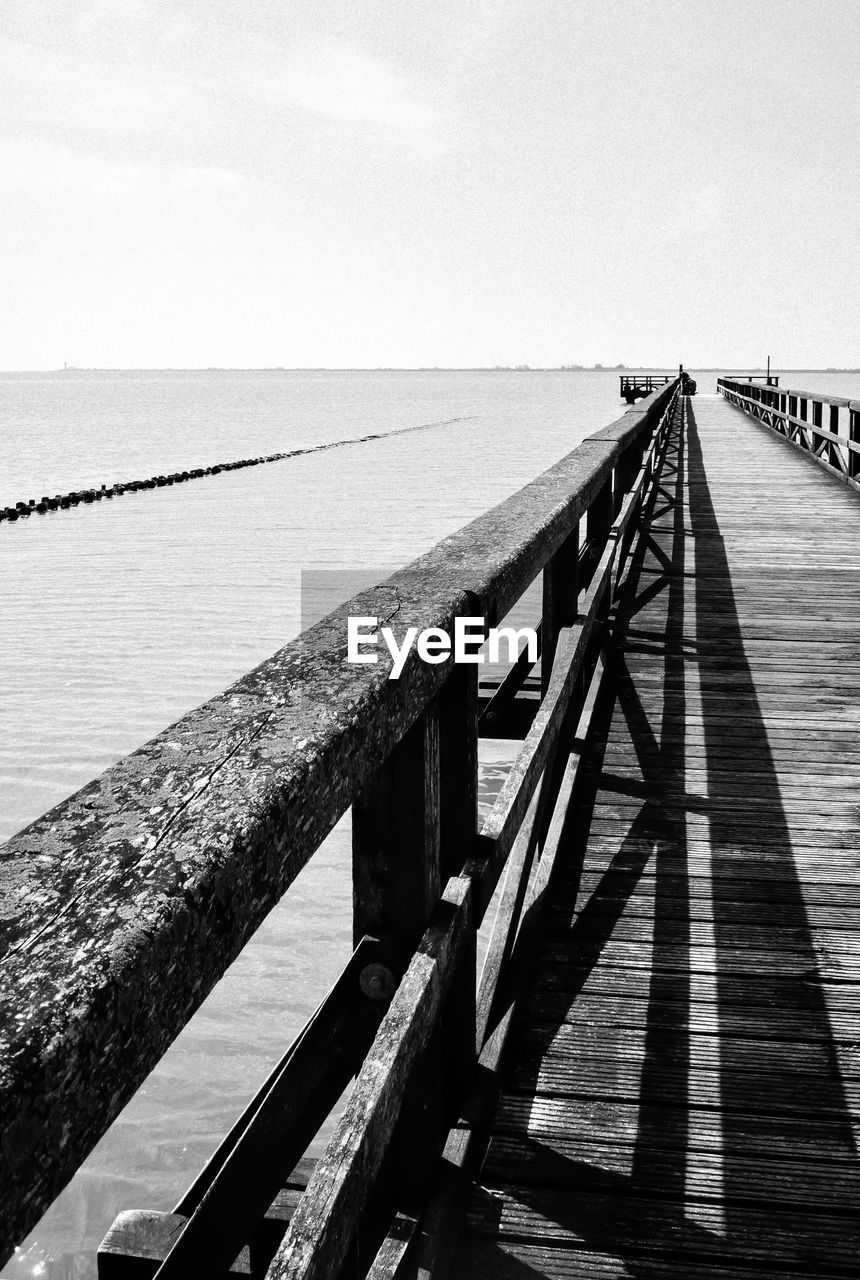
[0, 0, 857, 370]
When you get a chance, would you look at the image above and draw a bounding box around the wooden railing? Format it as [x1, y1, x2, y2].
[619, 373, 671, 403]
[718, 376, 860, 489]
[0, 376, 682, 1277]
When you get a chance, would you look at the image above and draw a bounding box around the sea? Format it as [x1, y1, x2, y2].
[2, 368, 858, 1278]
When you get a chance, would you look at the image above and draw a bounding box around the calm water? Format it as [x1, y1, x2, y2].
[2, 369, 858, 1277]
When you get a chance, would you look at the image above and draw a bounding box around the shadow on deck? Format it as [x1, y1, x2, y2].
[448, 402, 860, 1277]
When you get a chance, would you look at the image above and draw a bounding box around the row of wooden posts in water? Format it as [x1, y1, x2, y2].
[0, 415, 473, 523]
[1, 458, 274, 520]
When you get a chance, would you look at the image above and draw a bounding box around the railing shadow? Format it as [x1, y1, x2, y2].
[682, 401, 860, 1249]
[452, 400, 860, 1276]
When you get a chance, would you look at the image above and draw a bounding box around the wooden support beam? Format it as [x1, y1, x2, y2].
[352, 704, 441, 950]
[351, 700, 444, 1209]
[403, 653, 611, 1280]
[584, 477, 613, 586]
[479, 622, 542, 731]
[265, 877, 473, 1280]
[438, 665, 478, 1122]
[541, 527, 579, 698]
[99, 1167, 314, 1279]
[99, 938, 404, 1280]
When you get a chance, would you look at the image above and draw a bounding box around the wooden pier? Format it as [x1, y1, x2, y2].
[2, 376, 859, 1279]
[445, 392, 860, 1277]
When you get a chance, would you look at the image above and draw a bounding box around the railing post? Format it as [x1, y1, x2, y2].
[541, 526, 579, 697]
[438, 663, 478, 1120]
[584, 478, 613, 588]
[830, 405, 840, 468]
[850, 409, 860, 482]
[352, 704, 442, 1207]
[613, 432, 641, 517]
[812, 401, 823, 456]
[351, 661, 478, 1206]
[352, 703, 440, 950]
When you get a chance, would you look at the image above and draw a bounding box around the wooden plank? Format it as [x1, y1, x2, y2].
[99, 1171, 311, 1279]
[556, 867, 860, 907]
[582, 478, 613, 588]
[577, 817, 860, 849]
[266, 875, 472, 1280]
[479, 623, 541, 732]
[521, 983, 860, 1041]
[352, 701, 441, 948]
[549, 878, 860, 923]
[492, 1090, 859, 1167]
[483, 1131, 855, 1211]
[525, 962, 860, 1012]
[534, 936, 860, 980]
[145, 941, 401, 1279]
[479, 617, 594, 870]
[434, 664, 479, 1180]
[512, 1015, 860, 1083]
[462, 1185, 860, 1269]
[404, 655, 616, 1279]
[445, 1239, 808, 1280]
[573, 832, 860, 869]
[477, 399, 676, 882]
[506, 1046, 860, 1113]
[542, 528, 579, 697]
[474, 789, 542, 1051]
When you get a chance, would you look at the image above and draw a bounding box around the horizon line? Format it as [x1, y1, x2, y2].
[3, 364, 859, 375]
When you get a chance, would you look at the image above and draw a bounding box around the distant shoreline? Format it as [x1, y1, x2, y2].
[4, 366, 860, 375]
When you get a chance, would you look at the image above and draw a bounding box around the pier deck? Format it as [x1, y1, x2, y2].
[447, 395, 860, 1277]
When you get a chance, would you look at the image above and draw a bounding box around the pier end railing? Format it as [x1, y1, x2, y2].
[718, 375, 860, 489]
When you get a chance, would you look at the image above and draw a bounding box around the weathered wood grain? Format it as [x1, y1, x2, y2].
[445, 1239, 803, 1280]
[462, 1185, 860, 1269]
[266, 876, 473, 1280]
[99, 1176, 310, 1278]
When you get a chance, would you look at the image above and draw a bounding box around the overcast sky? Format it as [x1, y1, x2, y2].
[1, 1, 857, 369]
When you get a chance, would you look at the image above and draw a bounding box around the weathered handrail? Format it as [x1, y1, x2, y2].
[0, 377, 681, 1268]
[718, 376, 860, 489]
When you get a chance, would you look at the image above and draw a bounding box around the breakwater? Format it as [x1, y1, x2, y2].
[0, 414, 475, 523]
